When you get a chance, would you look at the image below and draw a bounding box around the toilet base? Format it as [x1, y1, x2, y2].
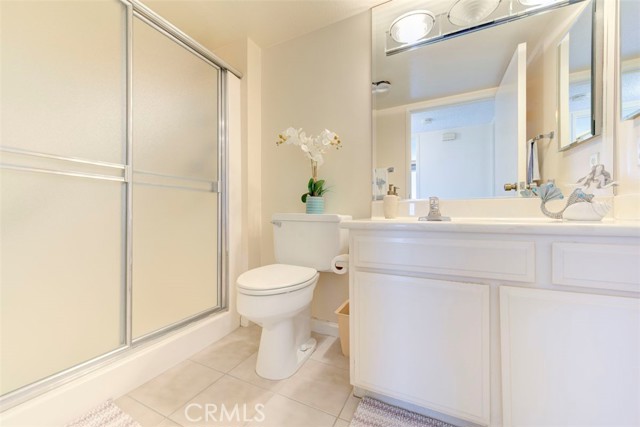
[255, 310, 317, 380]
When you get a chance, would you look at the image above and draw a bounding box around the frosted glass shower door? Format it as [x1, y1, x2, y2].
[0, 0, 127, 395]
[131, 17, 220, 339]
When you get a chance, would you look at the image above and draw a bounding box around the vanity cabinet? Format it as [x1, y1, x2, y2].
[500, 286, 640, 427]
[352, 271, 490, 425]
[344, 221, 640, 427]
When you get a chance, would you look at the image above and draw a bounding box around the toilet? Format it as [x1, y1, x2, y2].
[236, 213, 351, 380]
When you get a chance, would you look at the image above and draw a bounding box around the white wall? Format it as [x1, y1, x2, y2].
[261, 11, 372, 321]
[214, 39, 263, 269]
[375, 109, 408, 199]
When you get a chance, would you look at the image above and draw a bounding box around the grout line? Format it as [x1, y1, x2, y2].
[187, 357, 228, 374]
[225, 371, 281, 393]
[163, 417, 185, 427]
[122, 394, 171, 420]
[272, 392, 343, 420]
[336, 388, 358, 422]
[164, 373, 227, 422]
[167, 372, 227, 420]
[311, 357, 350, 371]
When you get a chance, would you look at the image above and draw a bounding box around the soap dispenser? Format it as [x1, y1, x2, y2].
[383, 184, 399, 219]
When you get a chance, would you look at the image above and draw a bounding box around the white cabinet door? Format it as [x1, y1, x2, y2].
[352, 271, 490, 425]
[500, 286, 640, 427]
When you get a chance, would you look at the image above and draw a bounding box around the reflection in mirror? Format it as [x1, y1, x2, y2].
[558, 1, 601, 149]
[372, 0, 600, 201]
[410, 98, 496, 199]
[620, 0, 640, 120]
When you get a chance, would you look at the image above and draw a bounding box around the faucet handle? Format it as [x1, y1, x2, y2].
[429, 197, 440, 216]
[418, 196, 451, 221]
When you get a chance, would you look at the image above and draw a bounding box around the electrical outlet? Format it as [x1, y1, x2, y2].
[589, 152, 600, 168]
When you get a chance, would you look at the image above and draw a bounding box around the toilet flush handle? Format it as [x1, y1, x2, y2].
[271, 220, 282, 227]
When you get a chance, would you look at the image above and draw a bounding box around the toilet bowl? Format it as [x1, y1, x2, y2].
[236, 213, 351, 380]
[237, 264, 319, 380]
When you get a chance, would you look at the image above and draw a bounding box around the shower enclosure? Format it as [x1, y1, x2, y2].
[0, 0, 232, 409]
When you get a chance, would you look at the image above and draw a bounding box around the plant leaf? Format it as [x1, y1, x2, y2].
[301, 193, 308, 203]
[307, 178, 314, 193]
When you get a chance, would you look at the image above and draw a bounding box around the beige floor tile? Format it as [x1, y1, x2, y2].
[338, 392, 360, 421]
[311, 334, 349, 371]
[157, 418, 182, 427]
[129, 360, 223, 416]
[190, 330, 259, 373]
[169, 375, 274, 427]
[245, 394, 336, 427]
[229, 324, 262, 344]
[115, 395, 165, 427]
[227, 353, 285, 392]
[277, 359, 352, 416]
[333, 419, 350, 427]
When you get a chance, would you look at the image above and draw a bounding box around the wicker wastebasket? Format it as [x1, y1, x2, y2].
[334, 300, 350, 357]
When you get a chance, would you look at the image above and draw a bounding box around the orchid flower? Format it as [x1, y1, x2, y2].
[276, 127, 341, 180]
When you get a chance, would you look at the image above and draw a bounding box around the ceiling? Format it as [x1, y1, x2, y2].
[140, 0, 386, 51]
[411, 98, 496, 134]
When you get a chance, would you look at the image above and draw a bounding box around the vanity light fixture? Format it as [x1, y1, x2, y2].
[389, 10, 436, 44]
[448, 0, 502, 27]
[518, 0, 558, 5]
[385, 0, 581, 55]
[372, 80, 392, 93]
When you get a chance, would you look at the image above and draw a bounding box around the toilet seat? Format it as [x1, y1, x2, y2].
[237, 264, 318, 296]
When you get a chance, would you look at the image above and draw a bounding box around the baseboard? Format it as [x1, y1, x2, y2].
[311, 318, 339, 337]
[1, 311, 239, 427]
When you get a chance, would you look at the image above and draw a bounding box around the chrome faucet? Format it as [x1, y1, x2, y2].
[419, 197, 451, 221]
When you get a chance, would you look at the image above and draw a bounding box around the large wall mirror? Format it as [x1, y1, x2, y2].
[372, 0, 604, 201]
[619, 0, 640, 120]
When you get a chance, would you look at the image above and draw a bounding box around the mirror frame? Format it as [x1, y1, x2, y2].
[557, 0, 604, 152]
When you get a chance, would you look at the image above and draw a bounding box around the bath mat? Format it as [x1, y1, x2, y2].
[350, 396, 457, 427]
[65, 400, 140, 427]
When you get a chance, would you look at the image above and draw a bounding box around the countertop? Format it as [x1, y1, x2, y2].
[341, 217, 640, 237]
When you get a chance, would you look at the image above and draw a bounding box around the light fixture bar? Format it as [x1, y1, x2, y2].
[386, 0, 584, 56]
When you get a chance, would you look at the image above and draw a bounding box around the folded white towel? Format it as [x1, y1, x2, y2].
[527, 139, 541, 183]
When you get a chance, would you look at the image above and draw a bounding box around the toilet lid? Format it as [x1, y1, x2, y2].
[237, 264, 318, 295]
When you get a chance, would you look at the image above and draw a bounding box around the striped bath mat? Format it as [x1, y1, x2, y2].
[350, 397, 457, 427]
[65, 400, 140, 427]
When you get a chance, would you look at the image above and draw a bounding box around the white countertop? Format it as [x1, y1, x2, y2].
[341, 217, 640, 237]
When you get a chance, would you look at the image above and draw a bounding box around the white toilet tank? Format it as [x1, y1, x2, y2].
[272, 213, 351, 272]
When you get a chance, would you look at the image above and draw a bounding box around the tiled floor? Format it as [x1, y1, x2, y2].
[115, 325, 359, 427]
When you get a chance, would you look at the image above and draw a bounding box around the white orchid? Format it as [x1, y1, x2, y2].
[277, 127, 341, 179]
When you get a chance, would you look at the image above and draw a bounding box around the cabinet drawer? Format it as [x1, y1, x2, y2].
[353, 236, 535, 282]
[552, 242, 640, 293]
